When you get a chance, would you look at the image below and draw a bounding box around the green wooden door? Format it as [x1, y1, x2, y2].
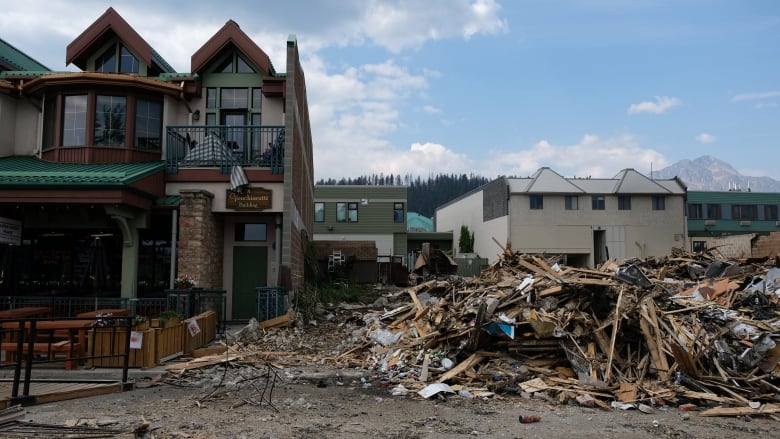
[232, 246, 267, 320]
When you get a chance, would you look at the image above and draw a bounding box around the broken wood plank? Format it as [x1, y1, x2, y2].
[699, 403, 780, 417]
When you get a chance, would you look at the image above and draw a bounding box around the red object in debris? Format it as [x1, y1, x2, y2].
[519, 414, 541, 423]
[678, 403, 698, 412]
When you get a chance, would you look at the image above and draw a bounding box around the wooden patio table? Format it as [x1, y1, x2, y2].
[0, 307, 52, 319]
[75, 309, 130, 318]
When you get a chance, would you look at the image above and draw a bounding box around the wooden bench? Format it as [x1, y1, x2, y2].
[1, 341, 81, 370]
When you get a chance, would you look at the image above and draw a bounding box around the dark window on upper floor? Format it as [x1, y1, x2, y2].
[120, 46, 139, 73]
[94, 95, 127, 147]
[652, 196, 666, 211]
[618, 196, 632, 210]
[732, 204, 757, 220]
[135, 99, 163, 150]
[530, 195, 543, 210]
[62, 95, 88, 146]
[55, 93, 161, 150]
[220, 88, 248, 109]
[688, 203, 703, 219]
[336, 202, 359, 222]
[692, 241, 707, 253]
[766, 205, 779, 221]
[206, 88, 217, 108]
[394, 203, 405, 223]
[706, 204, 722, 219]
[215, 53, 256, 74]
[315, 203, 325, 222]
[96, 44, 139, 74]
[252, 88, 262, 109]
[565, 195, 578, 210]
[592, 196, 605, 210]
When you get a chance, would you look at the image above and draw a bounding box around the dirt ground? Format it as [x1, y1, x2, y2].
[19, 368, 776, 439]
[10, 297, 780, 438]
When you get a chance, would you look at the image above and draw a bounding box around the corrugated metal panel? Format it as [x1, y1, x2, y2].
[0, 156, 164, 186]
[0, 37, 51, 71]
[314, 185, 407, 200]
[687, 191, 780, 205]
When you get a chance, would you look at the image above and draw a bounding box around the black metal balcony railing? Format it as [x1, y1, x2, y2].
[165, 125, 284, 174]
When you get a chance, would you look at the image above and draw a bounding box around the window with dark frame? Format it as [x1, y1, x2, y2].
[592, 195, 605, 210]
[652, 196, 666, 211]
[692, 241, 707, 253]
[618, 196, 632, 210]
[94, 95, 127, 147]
[336, 202, 347, 222]
[688, 203, 703, 219]
[220, 88, 248, 109]
[62, 95, 88, 146]
[530, 195, 543, 210]
[565, 195, 578, 210]
[348, 202, 358, 222]
[732, 204, 757, 220]
[706, 204, 722, 219]
[206, 88, 217, 108]
[134, 99, 163, 150]
[315, 202, 325, 222]
[766, 205, 779, 221]
[393, 203, 405, 223]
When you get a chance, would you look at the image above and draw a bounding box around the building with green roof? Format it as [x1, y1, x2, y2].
[0, 8, 315, 320]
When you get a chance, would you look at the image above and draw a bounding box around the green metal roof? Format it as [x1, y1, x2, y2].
[156, 195, 181, 206]
[688, 190, 780, 205]
[0, 37, 50, 72]
[0, 156, 164, 187]
[152, 49, 176, 74]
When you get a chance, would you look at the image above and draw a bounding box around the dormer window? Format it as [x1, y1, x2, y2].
[95, 44, 139, 74]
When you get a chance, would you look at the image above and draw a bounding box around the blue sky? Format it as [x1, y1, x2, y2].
[3, 0, 778, 181]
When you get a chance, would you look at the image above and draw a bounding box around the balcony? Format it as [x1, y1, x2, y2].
[165, 125, 284, 174]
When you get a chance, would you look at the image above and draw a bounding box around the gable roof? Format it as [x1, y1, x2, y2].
[66, 7, 175, 73]
[612, 168, 672, 194]
[525, 167, 585, 193]
[191, 20, 274, 75]
[507, 167, 686, 195]
[0, 37, 50, 72]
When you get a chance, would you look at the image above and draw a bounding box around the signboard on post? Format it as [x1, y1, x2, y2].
[226, 187, 272, 210]
[0, 217, 22, 245]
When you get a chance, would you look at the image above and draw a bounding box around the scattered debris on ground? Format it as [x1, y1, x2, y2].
[162, 246, 779, 422]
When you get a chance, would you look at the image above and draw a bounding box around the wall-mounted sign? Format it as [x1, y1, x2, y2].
[226, 187, 272, 210]
[0, 217, 22, 245]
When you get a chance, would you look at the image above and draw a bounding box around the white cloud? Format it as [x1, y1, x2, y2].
[730, 91, 780, 102]
[422, 105, 442, 114]
[628, 96, 681, 114]
[483, 134, 668, 179]
[695, 133, 716, 143]
[359, 0, 509, 52]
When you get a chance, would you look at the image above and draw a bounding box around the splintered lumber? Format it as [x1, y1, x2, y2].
[260, 309, 294, 329]
[639, 299, 670, 380]
[605, 287, 624, 381]
[699, 403, 780, 417]
[436, 352, 484, 383]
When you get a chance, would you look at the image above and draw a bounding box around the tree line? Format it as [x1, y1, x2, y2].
[316, 173, 490, 218]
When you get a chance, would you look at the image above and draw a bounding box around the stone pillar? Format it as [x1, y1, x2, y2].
[178, 190, 224, 288]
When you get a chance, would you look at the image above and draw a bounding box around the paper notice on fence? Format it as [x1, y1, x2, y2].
[130, 331, 143, 349]
[188, 319, 201, 337]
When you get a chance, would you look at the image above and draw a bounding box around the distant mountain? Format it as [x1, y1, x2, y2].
[651, 155, 780, 192]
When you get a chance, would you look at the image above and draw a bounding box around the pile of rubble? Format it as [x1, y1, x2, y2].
[169, 246, 780, 418]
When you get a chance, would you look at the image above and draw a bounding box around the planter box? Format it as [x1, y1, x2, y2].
[88, 327, 157, 368]
[88, 312, 215, 368]
[183, 311, 217, 354]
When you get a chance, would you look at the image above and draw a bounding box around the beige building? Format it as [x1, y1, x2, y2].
[436, 168, 687, 267]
